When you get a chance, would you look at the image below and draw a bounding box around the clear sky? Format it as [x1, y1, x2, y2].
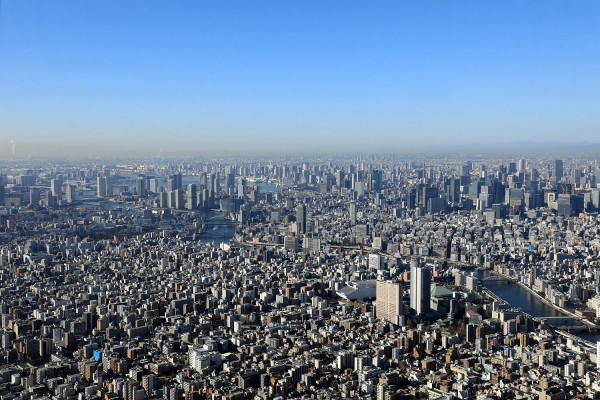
[1, 1, 599, 156]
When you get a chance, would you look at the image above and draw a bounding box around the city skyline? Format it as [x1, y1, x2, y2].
[2, 151, 600, 397]
[1, 1, 599, 157]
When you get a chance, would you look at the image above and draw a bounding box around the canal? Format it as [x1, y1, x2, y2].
[476, 270, 600, 343]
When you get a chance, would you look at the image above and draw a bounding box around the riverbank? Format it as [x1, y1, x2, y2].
[489, 271, 585, 319]
[486, 271, 600, 334]
[515, 281, 581, 319]
[516, 280, 600, 330]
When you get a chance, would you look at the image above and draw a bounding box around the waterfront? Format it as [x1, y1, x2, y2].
[197, 209, 237, 246]
[477, 271, 600, 343]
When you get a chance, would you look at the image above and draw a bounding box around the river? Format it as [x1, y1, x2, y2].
[476, 270, 600, 343]
[196, 209, 237, 247]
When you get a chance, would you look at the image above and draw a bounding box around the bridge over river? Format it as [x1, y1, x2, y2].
[478, 270, 600, 338]
[479, 275, 517, 283]
[200, 215, 237, 228]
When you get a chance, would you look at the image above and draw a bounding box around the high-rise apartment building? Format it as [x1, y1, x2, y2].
[66, 185, 76, 204]
[97, 177, 106, 198]
[410, 257, 431, 315]
[97, 176, 113, 198]
[349, 201, 357, 225]
[186, 184, 197, 210]
[376, 281, 403, 324]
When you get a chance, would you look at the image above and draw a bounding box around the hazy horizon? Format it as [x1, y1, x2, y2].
[1, 1, 599, 158]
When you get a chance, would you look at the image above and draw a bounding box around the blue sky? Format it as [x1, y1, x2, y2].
[1, 1, 599, 155]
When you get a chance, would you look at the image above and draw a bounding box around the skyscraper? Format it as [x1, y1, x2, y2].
[349, 201, 357, 225]
[376, 281, 403, 324]
[50, 178, 62, 197]
[29, 188, 40, 206]
[97, 177, 106, 198]
[555, 159, 564, 182]
[371, 170, 383, 191]
[136, 175, 146, 197]
[186, 184, 197, 210]
[410, 257, 431, 315]
[296, 204, 307, 234]
[237, 177, 246, 199]
[174, 189, 184, 210]
[167, 177, 176, 193]
[66, 185, 76, 204]
[97, 176, 112, 198]
[104, 176, 113, 197]
[149, 177, 159, 193]
[446, 178, 461, 204]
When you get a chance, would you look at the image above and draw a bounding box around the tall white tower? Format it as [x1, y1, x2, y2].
[410, 257, 431, 315]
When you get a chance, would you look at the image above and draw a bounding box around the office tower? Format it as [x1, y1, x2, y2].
[296, 204, 307, 234]
[376, 281, 403, 324]
[466, 324, 477, 343]
[186, 184, 197, 210]
[460, 162, 472, 177]
[572, 168, 582, 186]
[17, 175, 35, 187]
[65, 185, 76, 204]
[421, 186, 439, 208]
[371, 170, 383, 191]
[529, 168, 540, 184]
[97, 176, 112, 198]
[158, 190, 168, 208]
[239, 205, 251, 225]
[208, 173, 216, 194]
[105, 176, 113, 197]
[478, 185, 493, 209]
[518, 159, 527, 171]
[555, 159, 564, 182]
[428, 197, 445, 214]
[166, 173, 183, 192]
[446, 178, 460, 204]
[226, 173, 235, 193]
[46, 192, 58, 208]
[201, 188, 210, 208]
[410, 258, 431, 315]
[211, 172, 220, 194]
[29, 188, 40, 206]
[149, 177, 158, 193]
[591, 189, 600, 211]
[135, 176, 146, 197]
[97, 177, 106, 198]
[468, 181, 482, 201]
[557, 194, 584, 217]
[50, 178, 62, 197]
[199, 172, 207, 188]
[167, 177, 176, 193]
[336, 170, 344, 187]
[349, 201, 357, 225]
[175, 189, 184, 209]
[237, 177, 246, 199]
